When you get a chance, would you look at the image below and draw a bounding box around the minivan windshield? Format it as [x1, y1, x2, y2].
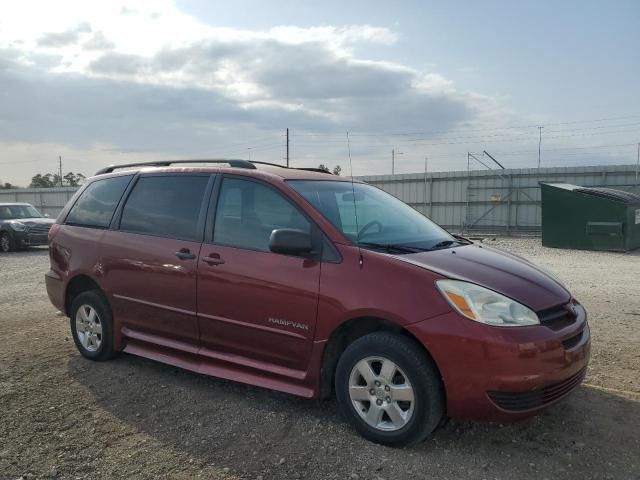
[0, 204, 43, 220]
[288, 180, 465, 253]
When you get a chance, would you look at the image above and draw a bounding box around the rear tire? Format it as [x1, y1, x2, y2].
[0, 232, 14, 252]
[69, 290, 115, 361]
[335, 332, 444, 446]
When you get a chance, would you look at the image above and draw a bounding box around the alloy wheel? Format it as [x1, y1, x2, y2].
[348, 356, 415, 431]
[0, 235, 9, 252]
[75, 304, 103, 352]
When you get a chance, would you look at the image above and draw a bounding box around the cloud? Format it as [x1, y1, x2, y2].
[1, 43, 473, 147]
[2, 13, 478, 142]
[89, 52, 145, 75]
[37, 22, 92, 47]
[0, 50, 333, 152]
[82, 32, 115, 51]
[241, 43, 415, 100]
[0, 1, 507, 184]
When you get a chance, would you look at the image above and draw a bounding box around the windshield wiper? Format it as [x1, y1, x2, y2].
[428, 238, 471, 250]
[452, 234, 473, 245]
[430, 240, 455, 249]
[357, 242, 426, 254]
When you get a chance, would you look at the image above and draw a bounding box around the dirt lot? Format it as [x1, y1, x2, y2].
[1, 239, 639, 480]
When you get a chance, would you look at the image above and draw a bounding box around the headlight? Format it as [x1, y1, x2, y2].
[9, 222, 26, 232]
[436, 279, 539, 327]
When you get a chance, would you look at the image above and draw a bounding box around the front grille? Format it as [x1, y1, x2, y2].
[488, 367, 587, 412]
[537, 305, 575, 330]
[562, 330, 584, 350]
[27, 224, 51, 235]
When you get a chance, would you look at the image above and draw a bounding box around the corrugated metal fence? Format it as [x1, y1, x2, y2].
[1, 164, 638, 233]
[360, 164, 640, 233]
[0, 187, 78, 218]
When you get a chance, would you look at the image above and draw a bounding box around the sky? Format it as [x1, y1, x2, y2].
[0, 0, 638, 186]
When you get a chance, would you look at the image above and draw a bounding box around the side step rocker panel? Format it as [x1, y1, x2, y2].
[121, 327, 326, 399]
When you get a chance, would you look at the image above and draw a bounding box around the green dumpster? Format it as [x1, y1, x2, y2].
[540, 183, 640, 252]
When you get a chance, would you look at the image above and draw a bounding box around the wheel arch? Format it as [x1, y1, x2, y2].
[318, 316, 445, 402]
[0, 228, 14, 248]
[64, 274, 102, 316]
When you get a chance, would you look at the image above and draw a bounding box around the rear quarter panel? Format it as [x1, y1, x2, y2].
[49, 225, 107, 312]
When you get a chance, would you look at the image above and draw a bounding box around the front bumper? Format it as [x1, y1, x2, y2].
[407, 302, 590, 422]
[13, 230, 49, 247]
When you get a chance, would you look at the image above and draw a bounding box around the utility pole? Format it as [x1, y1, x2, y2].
[58, 156, 63, 186]
[636, 142, 639, 189]
[286, 128, 289, 167]
[392, 149, 395, 175]
[537, 126, 543, 169]
[391, 149, 403, 174]
[423, 156, 428, 216]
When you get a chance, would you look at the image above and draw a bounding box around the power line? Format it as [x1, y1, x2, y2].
[490, 142, 638, 155]
[290, 114, 640, 138]
[1, 141, 635, 169]
[291, 123, 640, 145]
[217, 143, 283, 156]
[291, 128, 640, 148]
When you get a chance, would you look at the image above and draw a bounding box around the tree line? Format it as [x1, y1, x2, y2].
[0, 172, 87, 189]
[318, 164, 342, 175]
[29, 172, 86, 188]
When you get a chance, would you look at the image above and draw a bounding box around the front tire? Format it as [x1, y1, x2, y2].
[70, 290, 115, 361]
[335, 332, 444, 446]
[0, 232, 14, 252]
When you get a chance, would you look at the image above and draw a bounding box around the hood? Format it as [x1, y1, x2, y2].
[6, 218, 55, 226]
[393, 244, 570, 312]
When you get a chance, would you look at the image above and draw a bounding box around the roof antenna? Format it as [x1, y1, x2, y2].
[346, 131, 363, 267]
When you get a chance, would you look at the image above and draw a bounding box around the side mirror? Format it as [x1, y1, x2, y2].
[269, 229, 314, 256]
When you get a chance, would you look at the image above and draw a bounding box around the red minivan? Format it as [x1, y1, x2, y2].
[45, 160, 590, 445]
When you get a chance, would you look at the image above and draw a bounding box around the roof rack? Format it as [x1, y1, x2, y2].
[95, 159, 256, 175]
[297, 167, 334, 174]
[96, 159, 334, 175]
[250, 161, 333, 175]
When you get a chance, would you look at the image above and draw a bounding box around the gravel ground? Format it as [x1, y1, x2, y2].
[0, 239, 639, 480]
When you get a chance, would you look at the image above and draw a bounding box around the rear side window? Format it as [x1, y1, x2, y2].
[65, 175, 132, 228]
[214, 178, 310, 252]
[120, 175, 209, 241]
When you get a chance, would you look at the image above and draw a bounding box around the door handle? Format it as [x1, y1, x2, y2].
[201, 253, 225, 266]
[175, 248, 196, 260]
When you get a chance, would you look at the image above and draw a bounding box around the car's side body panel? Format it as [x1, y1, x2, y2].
[197, 243, 321, 371]
[99, 230, 202, 346]
[45, 225, 106, 342]
[315, 245, 454, 339]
